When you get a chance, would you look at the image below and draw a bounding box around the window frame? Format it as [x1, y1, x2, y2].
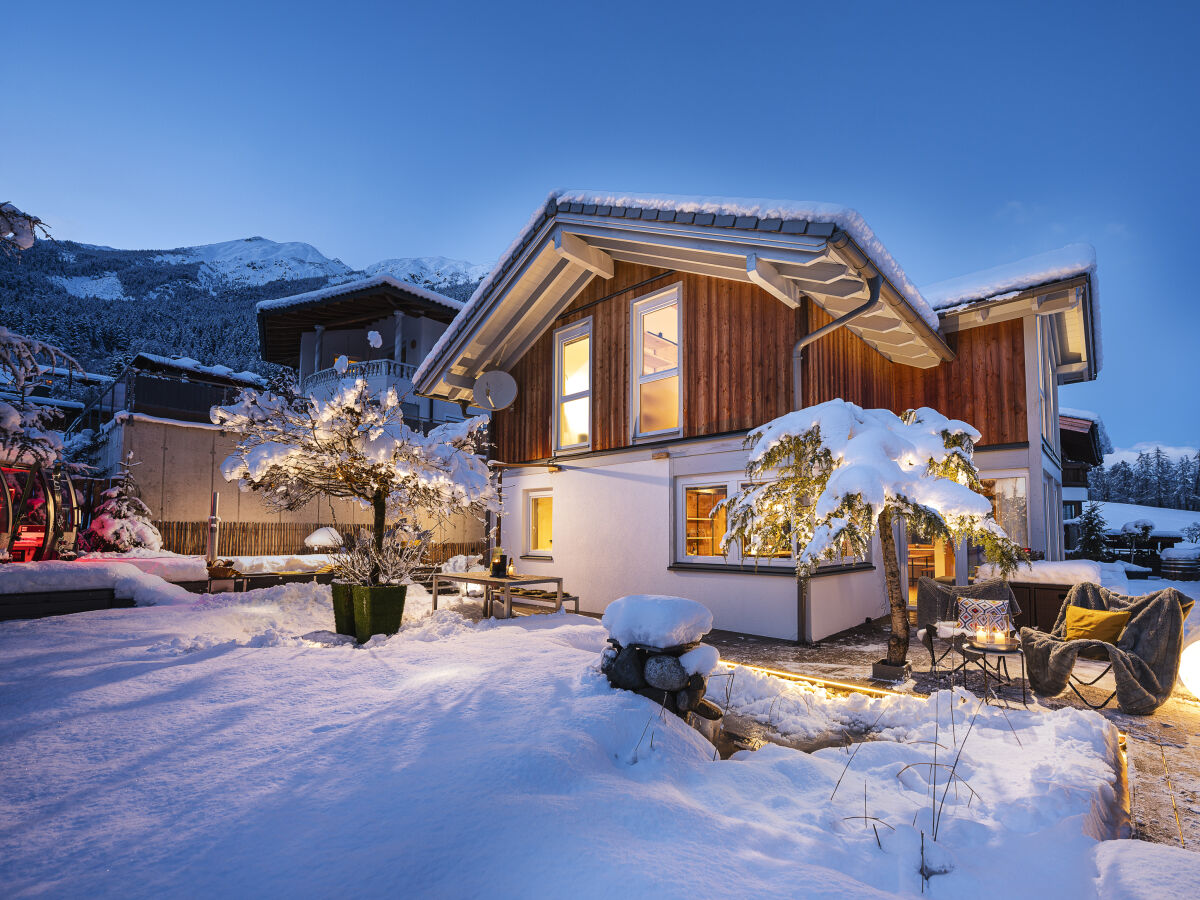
[630, 285, 683, 442]
[552, 317, 593, 453]
[526, 489, 553, 558]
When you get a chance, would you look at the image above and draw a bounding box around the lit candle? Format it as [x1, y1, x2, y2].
[976, 627, 987, 644]
[506, 560, 515, 577]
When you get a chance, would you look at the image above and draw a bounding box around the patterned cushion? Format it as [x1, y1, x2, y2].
[957, 596, 1011, 632]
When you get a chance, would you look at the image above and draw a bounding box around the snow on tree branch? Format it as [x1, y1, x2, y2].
[0, 203, 49, 255]
[0, 327, 83, 468]
[212, 379, 497, 582]
[720, 399, 1028, 666]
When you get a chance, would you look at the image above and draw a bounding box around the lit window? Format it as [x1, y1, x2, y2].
[684, 485, 727, 557]
[633, 288, 681, 437]
[528, 492, 552, 555]
[554, 320, 591, 450]
[738, 483, 792, 559]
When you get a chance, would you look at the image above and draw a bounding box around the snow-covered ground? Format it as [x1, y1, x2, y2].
[2, 581, 1198, 897]
[1092, 501, 1200, 537]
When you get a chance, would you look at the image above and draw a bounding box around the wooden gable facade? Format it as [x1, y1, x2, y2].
[491, 261, 1026, 464]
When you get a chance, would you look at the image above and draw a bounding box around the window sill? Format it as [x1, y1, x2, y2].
[520, 555, 553, 562]
[667, 561, 875, 579]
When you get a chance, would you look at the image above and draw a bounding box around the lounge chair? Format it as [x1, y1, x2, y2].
[1020, 582, 1194, 715]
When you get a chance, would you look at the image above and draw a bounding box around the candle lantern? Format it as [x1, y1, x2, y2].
[490, 547, 508, 578]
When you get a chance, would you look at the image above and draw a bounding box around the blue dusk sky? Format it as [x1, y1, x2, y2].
[10, 1, 1198, 453]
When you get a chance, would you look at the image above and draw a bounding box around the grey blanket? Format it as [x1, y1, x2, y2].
[915, 577, 1020, 630]
[1020, 582, 1194, 715]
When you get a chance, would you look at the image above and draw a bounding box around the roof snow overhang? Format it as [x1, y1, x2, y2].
[414, 192, 954, 403]
[936, 273, 1101, 384]
[1059, 413, 1104, 466]
[925, 243, 1102, 384]
[256, 275, 463, 369]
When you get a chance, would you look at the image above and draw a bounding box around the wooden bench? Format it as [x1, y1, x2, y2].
[505, 587, 580, 616]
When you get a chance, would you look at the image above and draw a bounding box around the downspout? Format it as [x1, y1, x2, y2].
[792, 274, 882, 645]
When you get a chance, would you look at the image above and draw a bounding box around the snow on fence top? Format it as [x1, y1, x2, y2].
[415, 189, 943, 388]
[134, 353, 266, 388]
[256, 274, 463, 314]
[921, 242, 1096, 310]
[601, 594, 713, 648]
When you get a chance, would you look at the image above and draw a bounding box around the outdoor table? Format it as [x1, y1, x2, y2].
[931, 622, 1028, 707]
[431, 572, 564, 619]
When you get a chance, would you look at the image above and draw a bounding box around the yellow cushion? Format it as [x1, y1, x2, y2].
[1063, 606, 1131, 645]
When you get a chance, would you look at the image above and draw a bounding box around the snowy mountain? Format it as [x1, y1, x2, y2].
[152, 237, 356, 289]
[0, 237, 484, 375]
[361, 256, 490, 291]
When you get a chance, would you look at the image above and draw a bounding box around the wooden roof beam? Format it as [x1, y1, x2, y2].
[554, 230, 614, 279]
[746, 254, 801, 309]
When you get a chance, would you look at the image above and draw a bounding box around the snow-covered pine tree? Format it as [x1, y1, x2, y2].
[1149, 447, 1173, 508]
[82, 453, 162, 552]
[1133, 452, 1154, 505]
[1074, 502, 1108, 560]
[718, 400, 1027, 666]
[1107, 461, 1135, 503]
[212, 379, 498, 585]
[1087, 463, 1109, 501]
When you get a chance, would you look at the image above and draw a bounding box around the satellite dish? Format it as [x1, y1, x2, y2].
[472, 370, 518, 411]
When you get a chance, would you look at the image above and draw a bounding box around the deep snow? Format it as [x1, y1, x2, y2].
[2, 583, 1198, 897]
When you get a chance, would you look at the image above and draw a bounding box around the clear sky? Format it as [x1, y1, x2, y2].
[10, 0, 1198, 452]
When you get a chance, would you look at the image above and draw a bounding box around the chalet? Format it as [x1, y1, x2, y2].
[1059, 408, 1111, 549]
[255, 275, 472, 431]
[413, 191, 1102, 642]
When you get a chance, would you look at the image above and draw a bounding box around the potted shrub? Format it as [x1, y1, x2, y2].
[212, 379, 497, 641]
[719, 400, 1027, 681]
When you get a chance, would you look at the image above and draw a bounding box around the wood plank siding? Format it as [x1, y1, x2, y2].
[489, 262, 1028, 463]
[892, 318, 1027, 446]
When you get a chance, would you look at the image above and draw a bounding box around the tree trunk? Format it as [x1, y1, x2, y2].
[878, 508, 909, 666]
[371, 491, 386, 585]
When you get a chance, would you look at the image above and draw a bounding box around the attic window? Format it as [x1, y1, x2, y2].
[553, 318, 591, 452]
[632, 286, 681, 438]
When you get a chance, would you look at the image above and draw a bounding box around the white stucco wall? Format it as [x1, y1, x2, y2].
[497, 439, 889, 642]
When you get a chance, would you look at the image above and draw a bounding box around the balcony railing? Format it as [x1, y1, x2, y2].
[302, 359, 417, 393]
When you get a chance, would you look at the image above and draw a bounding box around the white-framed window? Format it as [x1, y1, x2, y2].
[674, 474, 868, 569]
[631, 286, 681, 439]
[553, 318, 592, 452]
[526, 489, 553, 557]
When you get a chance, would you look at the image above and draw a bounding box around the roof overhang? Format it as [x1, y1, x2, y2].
[416, 201, 954, 403]
[256, 279, 462, 369]
[1059, 414, 1104, 465]
[937, 273, 1101, 384]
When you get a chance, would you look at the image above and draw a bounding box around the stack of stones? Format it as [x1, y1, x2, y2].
[600, 638, 723, 722]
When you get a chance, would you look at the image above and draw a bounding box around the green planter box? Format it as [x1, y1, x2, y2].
[352, 584, 408, 643]
[332, 582, 356, 638]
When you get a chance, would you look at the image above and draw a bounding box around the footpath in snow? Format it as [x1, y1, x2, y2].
[2, 578, 1199, 897]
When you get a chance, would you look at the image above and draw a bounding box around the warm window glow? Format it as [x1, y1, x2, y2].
[634, 293, 680, 436]
[638, 377, 679, 434]
[530, 495, 552, 553]
[641, 304, 678, 374]
[559, 398, 589, 448]
[555, 326, 591, 449]
[685, 486, 727, 557]
[560, 335, 590, 396]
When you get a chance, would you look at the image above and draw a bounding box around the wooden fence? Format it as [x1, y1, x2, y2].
[155, 520, 486, 563]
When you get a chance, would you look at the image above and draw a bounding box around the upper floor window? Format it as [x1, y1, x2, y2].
[554, 319, 591, 451]
[632, 287, 681, 439]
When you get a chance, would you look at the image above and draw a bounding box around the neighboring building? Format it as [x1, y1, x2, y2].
[72, 345, 482, 556]
[1058, 408, 1111, 549]
[255, 275, 472, 431]
[414, 191, 1102, 642]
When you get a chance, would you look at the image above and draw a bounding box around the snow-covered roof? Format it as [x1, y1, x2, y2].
[1059, 407, 1113, 456]
[921, 243, 1097, 310]
[256, 274, 463, 314]
[556, 192, 940, 328]
[416, 190, 954, 398]
[132, 353, 266, 388]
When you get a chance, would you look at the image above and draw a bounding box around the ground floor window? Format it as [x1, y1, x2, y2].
[675, 475, 867, 569]
[527, 491, 553, 556]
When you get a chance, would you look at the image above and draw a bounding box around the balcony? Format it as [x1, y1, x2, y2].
[302, 358, 417, 394]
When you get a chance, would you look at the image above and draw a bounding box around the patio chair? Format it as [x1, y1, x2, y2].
[915, 577, 1020, 673]
[1020, 583, 1194, 715]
